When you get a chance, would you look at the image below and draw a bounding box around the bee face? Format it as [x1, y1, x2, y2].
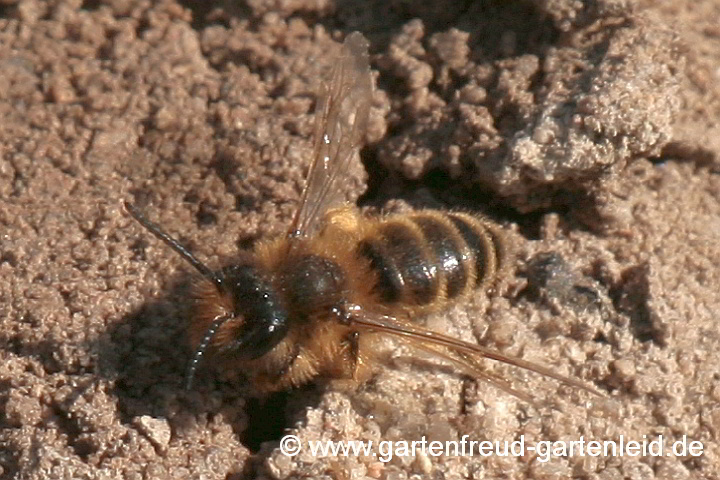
[215, 263, 289, 361]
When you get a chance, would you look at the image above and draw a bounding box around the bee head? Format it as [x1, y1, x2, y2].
[185, 261, 290, 390]
[123, 202, 290, 390]
[215, 263, 289, 359]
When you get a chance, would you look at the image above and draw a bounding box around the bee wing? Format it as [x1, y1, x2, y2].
[349, 312, 602, 398]
[287, 32, 373, 240]
[410, 341, 538, 405]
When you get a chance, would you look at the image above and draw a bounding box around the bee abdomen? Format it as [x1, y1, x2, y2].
[443, 212, 505, 291]
[357, 211, 505, 308]
[358, 221, 439, 305]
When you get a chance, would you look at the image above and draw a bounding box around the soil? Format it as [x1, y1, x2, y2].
[1, 0, 719, 479]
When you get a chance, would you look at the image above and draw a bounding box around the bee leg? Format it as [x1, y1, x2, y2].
[330, 304, 368, 381]
[331, 330, 361, 379]
[347, 331, 360, 379]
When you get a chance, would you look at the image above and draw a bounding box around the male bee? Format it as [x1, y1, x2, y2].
[126, 32, 596, 400]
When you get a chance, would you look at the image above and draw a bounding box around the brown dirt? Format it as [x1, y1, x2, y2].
[1, 0, 719, 479]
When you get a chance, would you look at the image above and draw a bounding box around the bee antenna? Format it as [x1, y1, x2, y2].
[124, 201, 223, 289]
[184, 313, 233, 391]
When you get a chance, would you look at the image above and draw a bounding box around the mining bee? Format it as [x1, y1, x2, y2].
[126, 32, 597, 400]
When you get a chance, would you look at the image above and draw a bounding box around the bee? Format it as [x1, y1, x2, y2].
[125, 32, 597, 400]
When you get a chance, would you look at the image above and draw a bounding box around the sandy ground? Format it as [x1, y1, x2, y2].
[1, 0, 720, 479]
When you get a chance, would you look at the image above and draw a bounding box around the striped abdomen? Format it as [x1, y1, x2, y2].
[357, 211, 507, 309]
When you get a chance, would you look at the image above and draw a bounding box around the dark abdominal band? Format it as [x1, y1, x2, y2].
[446, 213, 498, 289]
[357, 213, 500, 306]
[412, 215, 468, 299]
[357, 222, 438, 305]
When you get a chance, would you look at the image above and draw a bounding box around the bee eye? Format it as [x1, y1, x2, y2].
[218, 264, 289, 360]
[225, 315, 287, 360]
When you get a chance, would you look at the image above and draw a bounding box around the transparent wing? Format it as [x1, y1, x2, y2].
[287, 32, 373, 239]
[348, 310, 602, 400]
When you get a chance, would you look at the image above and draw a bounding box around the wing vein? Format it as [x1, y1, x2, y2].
[287, 32, 372, 243]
